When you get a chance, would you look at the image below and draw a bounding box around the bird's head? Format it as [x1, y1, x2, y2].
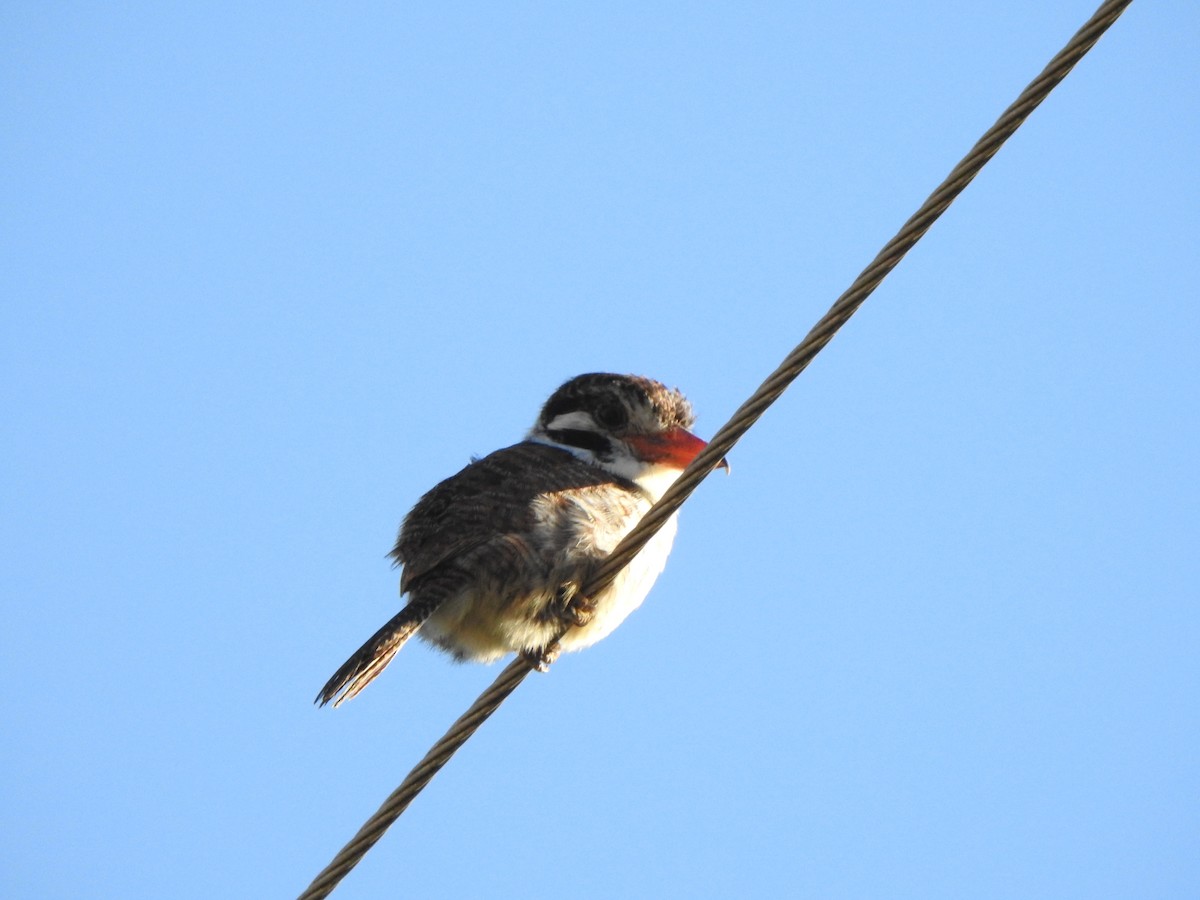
[529, 373, 726, 501]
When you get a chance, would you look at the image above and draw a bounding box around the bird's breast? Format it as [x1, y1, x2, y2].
[419, 480, 678, 661]
[557, 509, 678, 652]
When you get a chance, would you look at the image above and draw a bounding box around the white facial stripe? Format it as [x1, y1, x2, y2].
[542, 410, 599, 432]
[532, 404, 680, 503]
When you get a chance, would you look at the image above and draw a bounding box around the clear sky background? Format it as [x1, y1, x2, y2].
[3, 3, 1197, 898]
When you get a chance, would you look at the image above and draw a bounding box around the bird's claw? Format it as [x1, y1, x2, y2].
[559, 589, 597, 629]
[564, 599, 595, 629]
[524, 588, 594, 671]
[542, 587, 597, 630]
[522, 645, 560, 673]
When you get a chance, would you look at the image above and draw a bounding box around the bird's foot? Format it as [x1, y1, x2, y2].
[522, 645, 560, 673]
[548, 587, 596, 629]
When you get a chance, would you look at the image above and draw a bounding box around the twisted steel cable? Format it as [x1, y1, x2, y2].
[298, 2, 1133, 896]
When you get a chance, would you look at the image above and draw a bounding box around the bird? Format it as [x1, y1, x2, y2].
[315, 372, 725, 707]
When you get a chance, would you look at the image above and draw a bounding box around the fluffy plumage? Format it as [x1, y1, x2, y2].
[316, 373, 710, 707]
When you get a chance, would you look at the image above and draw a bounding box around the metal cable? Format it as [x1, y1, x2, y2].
[298, 2, 1133, 896]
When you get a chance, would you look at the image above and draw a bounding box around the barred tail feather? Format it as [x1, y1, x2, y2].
[315, 602, 434, 707]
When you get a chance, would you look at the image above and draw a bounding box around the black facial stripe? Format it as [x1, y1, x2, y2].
[545, 428, 613, 458]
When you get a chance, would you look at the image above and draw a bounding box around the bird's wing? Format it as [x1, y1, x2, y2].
[318, 444, 645, 706]
[392, 441, 633, 595]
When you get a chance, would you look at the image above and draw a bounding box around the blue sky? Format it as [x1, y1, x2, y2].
[3, 3, 1197, 898]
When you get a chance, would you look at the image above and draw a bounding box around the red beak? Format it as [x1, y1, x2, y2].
[626, 428, 730, 472]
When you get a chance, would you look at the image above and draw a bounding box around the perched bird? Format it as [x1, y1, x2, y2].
[316, 373, 724, 707]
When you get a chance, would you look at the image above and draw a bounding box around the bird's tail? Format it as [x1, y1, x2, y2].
[315, 600, 436, 707]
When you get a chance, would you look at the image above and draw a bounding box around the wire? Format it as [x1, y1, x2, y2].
[297, 2, 1133, 896]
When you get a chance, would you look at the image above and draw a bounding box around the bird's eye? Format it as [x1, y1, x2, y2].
[594, 402, 627, 431]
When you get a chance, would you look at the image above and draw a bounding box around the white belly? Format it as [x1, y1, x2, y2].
[419, 496, 679, 663]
